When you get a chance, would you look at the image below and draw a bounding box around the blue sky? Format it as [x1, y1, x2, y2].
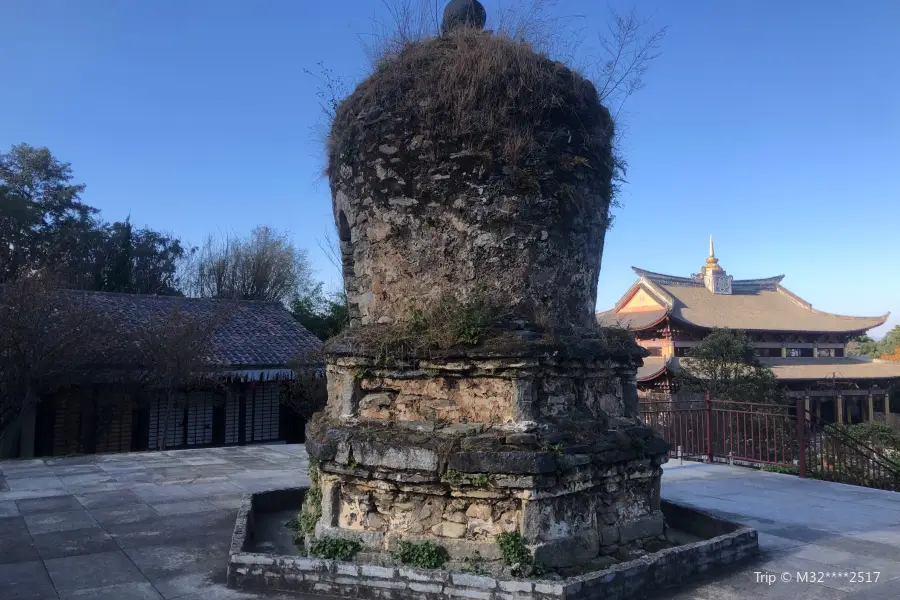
[2, 1, 898, 338]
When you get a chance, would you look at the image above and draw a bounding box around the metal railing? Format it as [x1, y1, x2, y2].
[639, 393, 900, 492]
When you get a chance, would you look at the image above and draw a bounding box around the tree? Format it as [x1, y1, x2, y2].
[878, 326, 900, 360]
[185, 226, 313, 304]
[850, 326, 900, 359]
[0, 270, 110, 456]
[129, 304, 230, 450]
[848, 334, 879, 357]
[0, 144, 95, 283]
[677, 328, 782, 403]
[881, 345, 900, 362]
[280, 349, 328, 424]
[291, 283, 349, 341]
[1, 144, 188, 295]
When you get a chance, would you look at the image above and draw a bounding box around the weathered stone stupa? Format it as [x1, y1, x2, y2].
[305, 1, 670, 571]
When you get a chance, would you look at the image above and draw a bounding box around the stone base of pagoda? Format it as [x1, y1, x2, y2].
[305, 340, 670, 570]
[306, 416, 668, 569]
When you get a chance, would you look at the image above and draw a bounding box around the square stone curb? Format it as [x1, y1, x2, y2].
[227, 488, 760, 600]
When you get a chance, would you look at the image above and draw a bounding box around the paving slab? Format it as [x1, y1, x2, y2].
[74, 489, 143, 510]
[17, 496, 83, 515]
[44, 550, 147, 594]
[0, 525, 40, 565]
[130, 484, 197, 503]
[58, 581, 163, 600]
[5, 476, 65, 492]
[0, 499, 20, 517]
[149, 500, 218, 516]
[32, 527, 119, 560]
[0, 559, 59, 599]
[24, 509, 99, 535]
[88, 503, 159, 526]
[125, 540, 229, 599]
[180, 481, 244, 497]
[49, 465, 105, 476]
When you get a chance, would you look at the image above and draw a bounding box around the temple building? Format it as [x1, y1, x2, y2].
[596, 238, 900, 426]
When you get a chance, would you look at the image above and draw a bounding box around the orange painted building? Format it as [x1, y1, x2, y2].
[597, 239, 900, 425]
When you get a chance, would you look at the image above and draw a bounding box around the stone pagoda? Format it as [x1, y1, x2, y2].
[305, 0, 670, 571]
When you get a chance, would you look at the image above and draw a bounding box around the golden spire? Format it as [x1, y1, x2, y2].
[705, 235, 721, 271]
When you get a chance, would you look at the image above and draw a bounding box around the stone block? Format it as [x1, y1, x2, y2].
[448, 588, 491, 600]
[534, 581, 565, 595]
[448, 451, 557, 475]
[512, 379, 537, 422]
[498, 579, 534, 593]
[451, 573, 496, 589]
[533, 531, 600, 569]
[336, 563, 360, 576]
[354, 440, 440, 472]
[368, 579, 407, 589]
[619, 514, 664, 544]
[399, 567, 442, 582]
[599, 525, 620, 545]
[361, 565, 397, 579]
[410, 582, 444, 593]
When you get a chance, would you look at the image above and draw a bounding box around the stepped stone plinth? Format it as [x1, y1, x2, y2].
[304, 0, 670, 571]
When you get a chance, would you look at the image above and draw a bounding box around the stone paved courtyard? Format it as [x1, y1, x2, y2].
[1, 445, 899, 599]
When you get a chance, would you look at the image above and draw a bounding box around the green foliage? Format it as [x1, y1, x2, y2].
[295, 462, 323, 542]
[0, 143, 185, 294]
[848, 334, 880, 358]
[308, 536, 363, 561]
[849, 327, 900, 359]
[761, 465, 799, 475]
[443, 469, 492, 487]
[392, 540, 450, 570]
[677, 328, 782, 403]
[352, 366, 374, 381]
[836, 422, 900, 454]
[470, 473, 494, 487]
[462, 551, 487, 575]
[403, 293, 501, 349]
[444, 469, 465, 486]
[291, 282, 349, 341]
[352, 292, 505, 361]
[496, 532, 541, 577]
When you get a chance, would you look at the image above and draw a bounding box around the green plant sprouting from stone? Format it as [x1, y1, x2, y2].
[308, 536, 363, 561]
[470, 473, 493, 487]
[443, 469, 493, 487]
[295, 461, 322, 543]
[496, 532, 541, 577]
[443, 469, 464, 485]
[392, 540, 450, 570]
[462, 551, 487, 575]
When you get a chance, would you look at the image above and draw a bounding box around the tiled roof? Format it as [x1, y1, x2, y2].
[597, 309, 667, 330]
[759, 357, 900, 382]
[637, 356, 675, 382]
[65, 290, 322, 369]
[597, 267, 888, 334]
[635, 355, 900, 383]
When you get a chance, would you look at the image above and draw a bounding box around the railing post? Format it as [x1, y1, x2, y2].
[706, 392, 713, 464]
[796, 396, 807, 479]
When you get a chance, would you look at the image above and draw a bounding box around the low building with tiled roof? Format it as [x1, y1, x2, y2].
[18, 291, 323, 459]
[597, 238, 900, 426]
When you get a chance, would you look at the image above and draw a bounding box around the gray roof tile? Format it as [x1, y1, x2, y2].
[64, 291, 322, 369]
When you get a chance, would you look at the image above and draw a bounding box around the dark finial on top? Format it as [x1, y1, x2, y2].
[441, 0, 487, 35]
